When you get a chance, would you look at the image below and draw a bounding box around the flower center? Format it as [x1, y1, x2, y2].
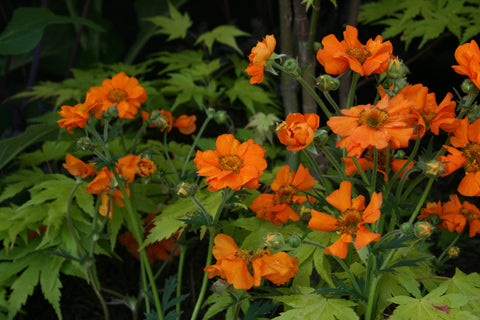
[346, 47, 372, 64]
[235, 248, 268, 262]
[218, 155, 243, 173]
[273, 185, 297, 205]
[461, 208, 480, 221]
[462, 143, 480, 173]
[337, 208, 363, 234]
[107, 88, 128, 103]
[359, 108, 389, 128]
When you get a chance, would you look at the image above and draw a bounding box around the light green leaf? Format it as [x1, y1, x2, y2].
[0, 7, 104, 55]
[226, 78, 277, 115]
[195, 25, 249, 54]
[146, 2, 192, 41]
[0, 168, 50, 203]
[439, 268, 480, 311]
[153, 50, 204, 75]
[7, 260, 41, 320]
[17, 140, 72, 167]
[39, 256, 64, 320]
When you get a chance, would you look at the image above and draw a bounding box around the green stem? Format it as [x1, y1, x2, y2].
[176, 242, 186, 315]
[437, 231, 463, 264]
[318, 145, 348, 182]
[351, 156, 369, 187]
[323, 91, 341, 115]
[347, 72, 360, 109]
[128, 121, 149, 154]
[164, 130, 180, 184]
[371, 148, 378, 193]
[302, 149, 333, 194]
[408, 177, 435, 225]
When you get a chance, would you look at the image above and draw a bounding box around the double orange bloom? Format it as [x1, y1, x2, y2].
[244, 35, 276, 84]
[204, 234, 298, 290]
[308, 181, 382, 259]
[277, 113, 320, 152]
[194, 134, 267, 192]
[452, 40, 480, 90]
[250, 164, 315, 225]
[316, 25, 392, 76]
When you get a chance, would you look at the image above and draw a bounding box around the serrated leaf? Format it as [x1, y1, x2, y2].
[39, 255, 64, 320]
[202, 292, 234, 320]
[439, 268, 480, 311]
[153, 50, 204, 75]
[18, 140, 72, 167]
[0, 124, 59, 170]
[226, 78, 276, 115]
[195, 25, 249, 54]
[0, 168, 50, 203]
[0, 7, 104, 55]
[7, 260, 41, 320]
[146, 2, 192, 41]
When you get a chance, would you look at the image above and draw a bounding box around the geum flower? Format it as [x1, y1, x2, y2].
[327, 93, 415, 157]
[57, 103, 91, 134]
[277, 113, 320, 152]
[141, 109, 173, 132]
[250, 164, 315, 225]
[245, 34, 276, 84]
[173, 114, 197, 134]
[438, 118, 480, 196]
[452, 40, 480, 90]
[86, 72, 147, 119]
[63, 153, 95, 178]
[381, 84, 458, 137]
[308, 181, 382, 259]
[204, 234, 298, 290]
[341, 148, 413, 181]
[194, 134, 267, 192]
[316, 25, 393, 76]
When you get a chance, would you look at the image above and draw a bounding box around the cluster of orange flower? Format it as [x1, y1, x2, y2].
[119, 213, 180, 265]
[63, 153, 156, 217]
[419, 195, 480, 238]
[57, 72, 197, 135]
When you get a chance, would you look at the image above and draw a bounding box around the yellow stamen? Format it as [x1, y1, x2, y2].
[359, 108, 389, 128]
[337, 208, 363, 234]
[235, 248, 268, 262]
[107, 88, 128, 103]
[346, 47, 372, 64]
[463, 143, 480, 173]
[218, 155, 243, 173]
[273, 185, 297, 205]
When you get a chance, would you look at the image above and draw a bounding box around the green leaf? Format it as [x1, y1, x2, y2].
[39, 255, 64, 320]
[226, 78, 277, 115]
[273, 294, 358, 320]
[17, 141, 71, 167]
[195, 25, 249, 54]
[0, 124, 59, 170]
[0, 168, 50, 203]
[0, 7, 104, 55]
[7, 259, 41, 320]
[439, 268, 480, 311]
[146, 2, 192, 41]
[153, 50, 204, 75]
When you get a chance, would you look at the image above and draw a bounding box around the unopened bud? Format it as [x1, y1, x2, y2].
[283, 58, 299, 74]
[447, 246, 460, 258]
[150, 110, 171, 130]
[316, 75, 340, 91]
[214, 110, 228, 124]
[461, 78, 479, 94]
[176, 182, 197, 198]
[314, 129, 329, 146]
[76, 137, 96, 152]
[103, 105, 119, 119]
[414, 221, 433, 239]
[264, 233, 285, 250]
[400, 222, 413, 235]
[206, 107, 216, 119]
[287, 234, 302, 248]
[387, 58, 409, 79]
[423, 160, 446, 178]
[211, 279, 228, 294]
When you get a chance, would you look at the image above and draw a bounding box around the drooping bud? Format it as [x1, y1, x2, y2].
[283, 58, 299, 74]
[214, 110, 228, 125]
[316, 75, 340, 91]
[287, 234, 302, 248]
[211, 279, 228, 294]
[76, 137, 96, 152]
[423, 160, 446, 178]
[387, 58, 409, 79]
[175, 182, 197, 198]
[461, 78, 479, 94]
[264, 233, 285, 250]
[400, 222, 413, 235]
[414, 221, 433, 239]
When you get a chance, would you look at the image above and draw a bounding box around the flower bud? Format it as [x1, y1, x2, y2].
[264, 233, 285, 250]
[316, 75, 340, 91]
[175, 182, 197, 198]
[211, 279, 228, 294]
[287, 234, 302, 248]
[137, 158, 157, 178]
[150, 110, 171, 130]
[283, 58, 299, 74]
[400, 222, 413, 235]
[447, 246, 460, 258]
[461, 78, 479, 94]
[314, 129, 329, 146]
[103, 105, 119, 119]
[423, 160, 446, 178]
[76, 137, 96, 152]
[214, 110, 228, 124]
[387, 58, 409, 79]
[414, 221, 433, 239]
[206, 107, 216, 119]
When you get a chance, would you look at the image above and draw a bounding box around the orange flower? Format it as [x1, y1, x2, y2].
[98, 188, 127, 218]
[245, 35, 276, 84]
[85, 167, 113, 194]
[119, 214, 180, 264]
[316, 25, 393, 76]
[174, 115, 197, 134]
[137, 158, 157, 177]
[193, 134, 267, 192]
[141, 110, 173, 132]
[57, 103, 90, 134]
[389, 84, 458, 137]
[438, 118, 480, 196]
[327, 94, 414, 157]
[441, 195, 469, 234]
[341, 148, 414, 181]
[250, 164, 315, 225]
[308, 181, 382, 259]
[277, 113, 320, 152]
[63, 153, 95, 178]
[204, 234, 298, 290]
[452, 40, 480, 89]
[117, 154, 141, 183]
[87, 72, 147, 119]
